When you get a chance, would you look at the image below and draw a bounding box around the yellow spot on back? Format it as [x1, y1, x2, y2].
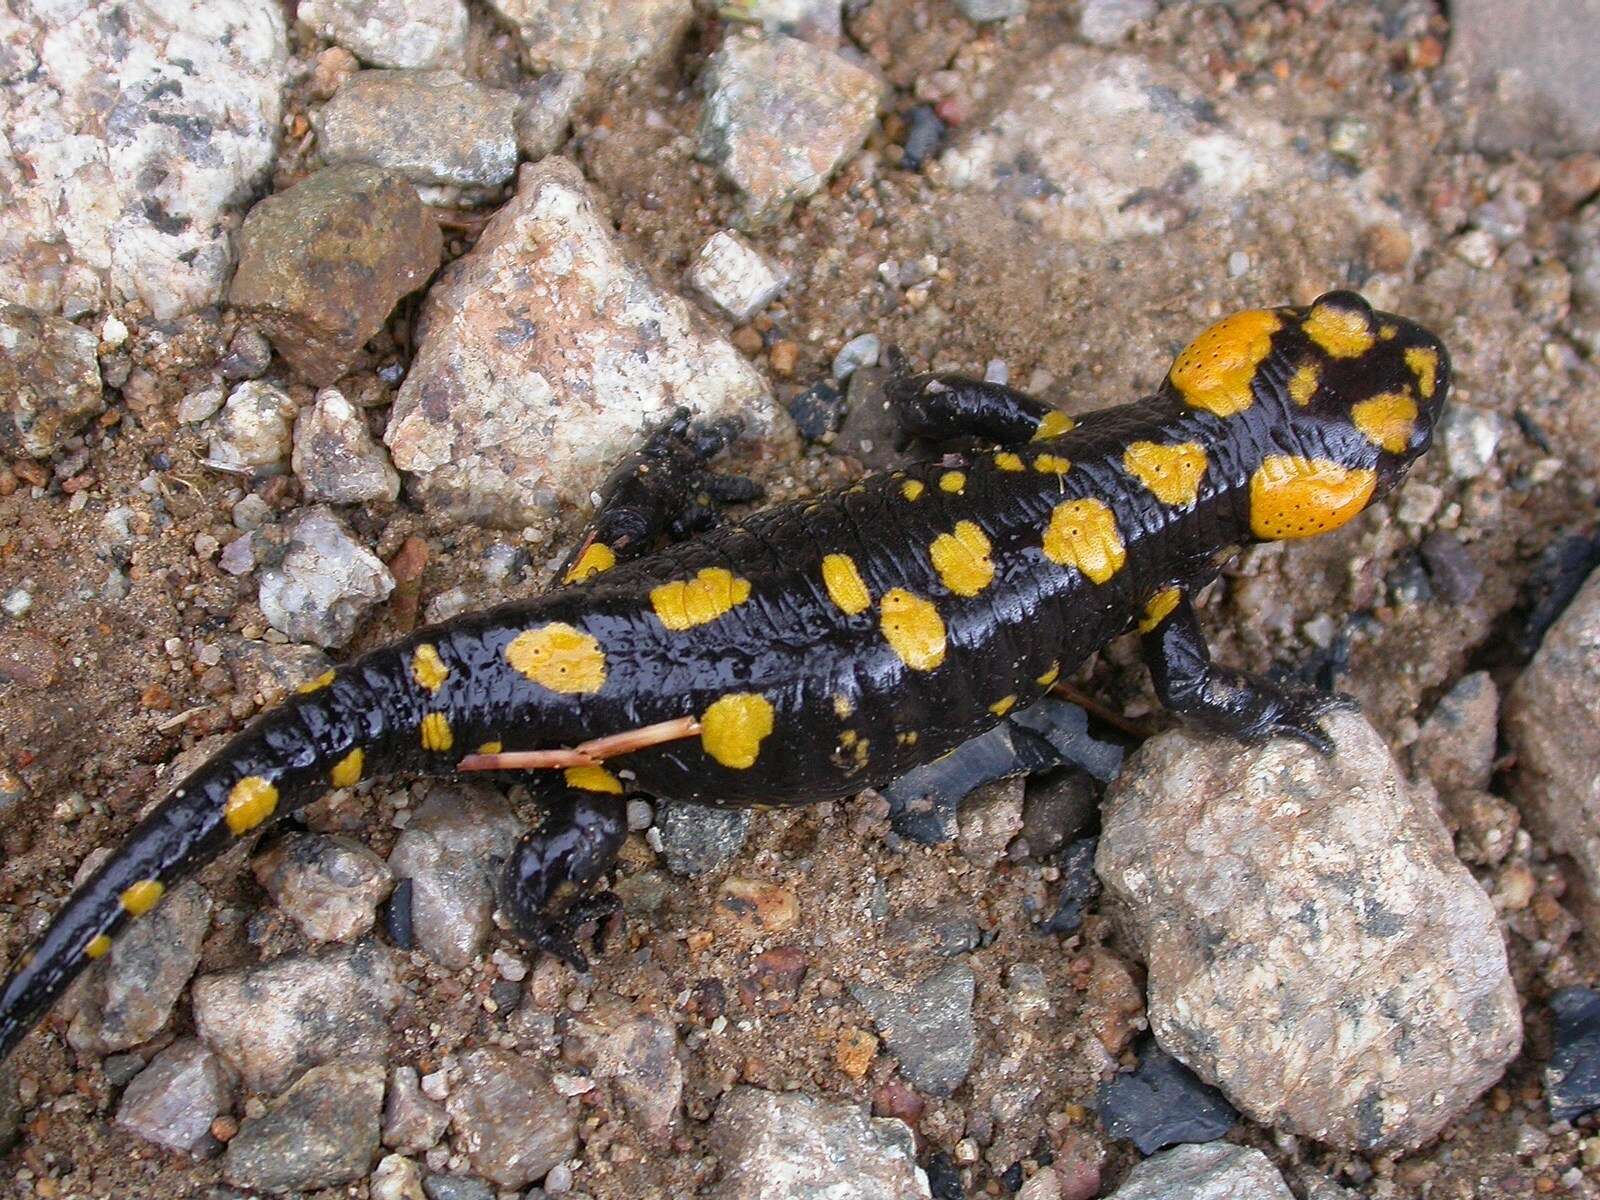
[1169, 309, 1281, 416]
[1303, 301, 1374, 358]
[929, 521, 995, 597]
[902, 480, 925, 501]
[897, 730, 919, 747]
[477, 740, 503, 755]
[565, 542, 616, 584]
[1250, 455, 1377, 539]
[1043, 499, 1126, 584]
[412, 643, 449, 693]
[1288, 362, 1319, 406]
[989, 695, 1017, 716]
[939, 471, 966, 494]
[506, 623, 608, 694]
[1122, 441, 1208, 507]
[420, 713, 453, 752]
[650, 567, 752, 630]
[1405, 346, 1439, 399]
[86, 935, 112, 960]
[839, 729, 858, 749]
[833, 693, 854, 719]
[994, 451, 1025, 472]
[821, 554, 872, 615]
[120, 879, 164, 917]
[1032, 410, 1075, 439]
[330, 747, 364, 788]
[225, 775, 279, 836]
[1036, 661, 1061, 687]
[1034, 453, 1071, 475]
[565, 765, 623, 794]
[297, 670, 335, 695]
[1379, 323, 1397, 340]
[1137, 586, 1182, 634]
[1351, 390, 1418, 453]
[879, 588, 947, 671]
[701, 693, 775, 769]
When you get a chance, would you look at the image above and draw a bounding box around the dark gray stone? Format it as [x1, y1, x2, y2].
[1547, 987, 1600, 1120]
[656, 800, 752, 876]
[1096, 1038, 1237, 1155]
[851, 962, 976, 1096]
[223, 1059, 384, 1194]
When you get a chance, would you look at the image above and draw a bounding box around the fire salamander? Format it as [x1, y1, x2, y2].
[0, 291, 1449, 1062]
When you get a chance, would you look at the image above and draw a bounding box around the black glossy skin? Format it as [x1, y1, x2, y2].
[0, 291, 1450, 1058]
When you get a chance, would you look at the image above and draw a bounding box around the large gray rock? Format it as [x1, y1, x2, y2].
[563, 996, 683, 1140]
[485, 0, 692, 73]
[1097, 711, 1521, 1151]
[1108, 1143, 1294, 1200]
[0, 304, 103, 459]
[192, 940, 403, 1093]
[113, 1037, 234, 1155]
[850, 962, 976, 1097]
[257, 506, 395, 648]
[297, 0, 468, 69]
[1507, 568, 1600, 923]
[697, 32, 882, 229]
[1450, 0, 1600, 153]
[252, 831, 394, 942]
[707, 1087, 928, 1200]
[223, 1059, 384, 1195]
[446, 1048, 577, 1188]
[0, 0, 286, 319]
[385, 157, 789, 529]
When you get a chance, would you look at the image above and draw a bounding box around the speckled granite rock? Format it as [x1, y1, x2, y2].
[1097, 710, 1521, 1150]
[208, 380, 299, 471]
[257, 506, 395, 648]
[485, 0, 692, 73]
[385, 157, 789, 529]
[1107, 1142, 1294, 1200]
[228, 164, 441, 385]
[0, 0, 286, 318]
[445, 1048, 576, 1187]
[563, 997, 683, 1140]
[297, 0, 468, 70]
[223, 1059, 384, 1194]
[0, 303, 103, 459]
[113, 1037, 234, 1155]
[696, 32, 882, 229]
[707, 1087, 928, 1200]
[292, 387, 402, 503]
[253, 831, 394, 942]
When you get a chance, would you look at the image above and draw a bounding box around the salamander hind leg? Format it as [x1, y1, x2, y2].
[883, 348, 1075, 447]
[1139, 588, 1355, 754]
[499, 775, 628, 972]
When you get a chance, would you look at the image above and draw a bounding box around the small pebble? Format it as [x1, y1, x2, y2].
[832, 333, 881, 382]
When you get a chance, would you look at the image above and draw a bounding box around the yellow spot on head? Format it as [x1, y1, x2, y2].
[701, 693, 775, 769]
[902, 480, 925, 501]
[989, 695, 1017, 717]
[1351, 390, 1418, 453]
[821, 554, 872, 615]
[994, 451, 1024, 472]
[1137, 586, 1182, 634]
[329, 747, 364, 788]
[1169, 309, 1281, 416]
[1034, 453, 1070, 475]
[477, 740, 503, 755]
[1405, 346, 1438, 399]
[120, 879, 164, 917]
[1043, 498, 1126, 584]
[1250, 455, 1378, 539]
[420, 712, 453, 752]
[939, 471, 966, 495]
[565, 765, 623, 794]
[411, 643, 449, 693]
[506, 623, 608, 694]
[650, 567, 752, 630]
[879, 588, 947, 671]
[1303, 300, 1374, 358]
[225, 775, 280, 836]
[86, 935, 112, 960]
[1122, 441, 1208, 507]
[1288, 362, 1319, 406]
[1036, 661, 1061, 687]
[564, 542, 616, 584]
[929, 520, 995, 597]
[1032, 410, 1075, 439]
[297, 670, 335, 695]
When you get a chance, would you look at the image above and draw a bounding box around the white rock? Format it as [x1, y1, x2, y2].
[292, 387, 402, 503]
[686, 231, 790, 321]
[298, 0, 467, 70]
[485, 0, 692, 73]
[257, 506, 394, 648]
[209, 380, 298, 470]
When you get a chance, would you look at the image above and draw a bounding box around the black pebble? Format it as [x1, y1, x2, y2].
[1420, 531, 1483, 604]
[384, 877, 414, 951]
[787, 380, 845, 443]
[1547, 986, 1600, 1121]
[1039, 836, 1100, 936]
[1096, 1036, 1238, 1155]
[925, 1151, 965, 1200]
[902, 105, 947, 171]
[998, 1161, 1024, 1193]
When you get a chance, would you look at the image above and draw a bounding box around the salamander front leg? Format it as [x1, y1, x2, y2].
[884, 349, 1075, 447]
[499, 784, 627, 972]
[1139, 589, 1353, 754]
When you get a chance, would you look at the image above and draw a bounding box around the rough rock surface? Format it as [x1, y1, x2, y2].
[228, 164, 441, 385]
[563, 997, 684, 1140]
[1450, 0, 1600, 153]
[223, 1059, 384, 1195]
[850, 962, 976, 1096]
[513, 71, 585, 161]
[113, 1037, 234, 1156]
[292, 387, 403, 503]
[445, 1048, 577, 1188]
[685, 231, 790, 321]
[697, 32, 883, 229]
[208, 380, 299, 471]
[0, 304, 103, 459]
[1545, 987, 1600, 1121]
[1411, 670, 1499, 796]
[315, 71, 519, 189]
[386, 784, 521, 970]
[706, 1087, 928, 1200]
[656, 800, 752, 875]
[1097, 711, 1522, 1150]
[65, 881, 211, 1055]
[1108, 1142, 1295, 1200]
[1096, 1038, 1237, 1155]
[385, 157, 788, 529]
[252, 831, 394, 942]
[191, 941, 403, 1093]
[383, 1066, 449, 1154]
[257, 506, 395, 648]
[1506, 567, 1600, 917]
[0, 0, 287, 318]
[485, 0, 692, 73]
[297, 0, 468, 70]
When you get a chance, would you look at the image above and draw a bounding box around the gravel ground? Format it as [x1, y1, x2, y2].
[1, 1, 1599, 1198]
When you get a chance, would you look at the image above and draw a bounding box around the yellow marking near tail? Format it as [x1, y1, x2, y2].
[412, 643, 449, 693]
[1169, 309, 1281, 416]
[330, 747, 364, 788]
[506, 623, 608, 694]
[1288, 363, 1319, 406]
[1043, 499, 1126, 584]
[1122, 441, 1208, 507]
[565, 542, 616, 583]
[1138, 586, 1182, 634]
[1249, 455, 1377, 539]
[989, 695, 1017, 716]
[879, 589, 947, 671]
[565, 765, 623, 794]
[1405, 346, 1439, 398]
[929, 521, 995, 597]
[1034, 453, 1070, 475]
[939, 471, 966, 494]
[994, 451, 1025, 471]
[1032, 410, 1075, 439]
[1036, 662, 1061, 687]
[821, 554, 872, 615]
[701, 693, 775, 769]
[120, 879, 164, 916]
[420, 713, 453, 752]
[224, 775, 280, 836]
[902, 480, 925, 501]
[477, 740, 503, 755]
[86, 935, 112, 960]
[650, 567, 752, 631]
[297, 670, 335, 695]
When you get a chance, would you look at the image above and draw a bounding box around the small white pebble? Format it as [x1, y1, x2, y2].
[545, 1163, 574, 1193]
[492, 949, 528, 982]
[832, 333, 881, 382]
[419, 1069, 450, 1101]
[2, 589, 33, 618]
[983, 358, 1008, 385]
[100, 315, 129, 347]
[1228, 250, 1250, 277]
[626, 798, 654, 831]
[193, 533, 220, 559]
